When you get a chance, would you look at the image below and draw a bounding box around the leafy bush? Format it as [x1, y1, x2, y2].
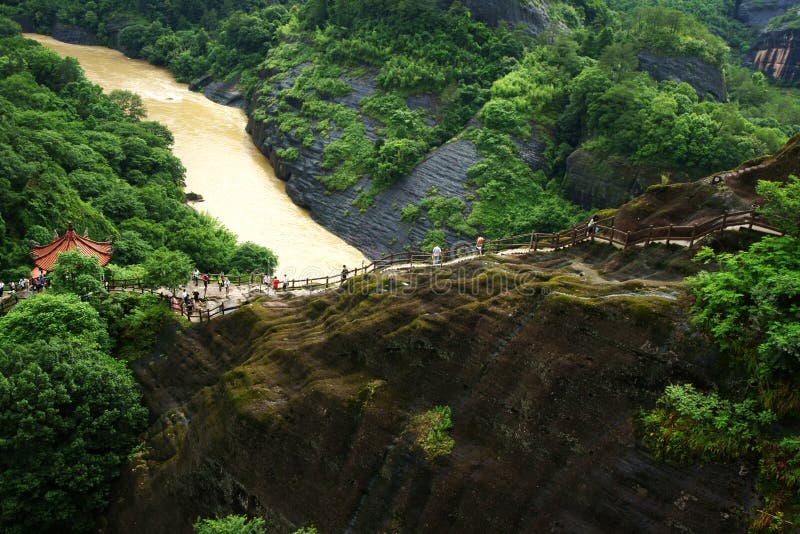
[228, 242, 278, 275]
[49, 250, 105, 296]
[0, 341, 147, 533]
[142, 247, 194, 293]
[400, 204, 420, 224]
[193, 515, 266, 534]
[410, 405, 455, 460]
[0, 293, 110, 351]
[641, 383, 776, 462]
[276, 147, 300, 160]
[688, 235, 800, 414]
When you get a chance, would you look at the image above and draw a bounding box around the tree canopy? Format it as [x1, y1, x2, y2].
[0, 341, 147, 533]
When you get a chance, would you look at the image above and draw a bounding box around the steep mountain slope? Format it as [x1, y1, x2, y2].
[104, 250, 754, 533]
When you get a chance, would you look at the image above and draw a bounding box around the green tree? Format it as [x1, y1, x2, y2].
[142, 247, 193, 293]
[50, 250, 105, 296]
[0, 293, 110, 350]
[193, 515, 266, 534]
[228, 242, 278, 275]
[0, 341, 147, 533]
[108, 89, 147, 120]
[757, 175, 800, 237]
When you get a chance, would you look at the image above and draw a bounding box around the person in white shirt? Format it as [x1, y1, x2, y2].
[432, 245, 442, 265]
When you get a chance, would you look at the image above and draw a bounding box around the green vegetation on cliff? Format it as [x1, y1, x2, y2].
[4, 0, 800, 245]
[643, 177, 800, 530]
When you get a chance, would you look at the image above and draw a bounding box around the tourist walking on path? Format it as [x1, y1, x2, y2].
[282, 274, 288, 291]
[476, 236, 485, 256]
[193, 268, 199, 285]
[272, 276, 280, 292]
[0, 281, 4, 298]
[341, 265, 348, 285]
[224, 278, 230, 296]
[218, 273, 225, 290]
[432, 245, 442, 266]
[587, 215, 598, 236]
[263, 274, 270, 291]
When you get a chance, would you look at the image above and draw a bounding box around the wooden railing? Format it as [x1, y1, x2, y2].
[154, 292, 251, 324]
[105, 208, 783, 296]
[4, 208, 782, 321]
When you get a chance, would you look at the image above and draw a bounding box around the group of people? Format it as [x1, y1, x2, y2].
[0, 274, 48, 300]
[171, 288, 202, 318]
[261, 273, 289, 292]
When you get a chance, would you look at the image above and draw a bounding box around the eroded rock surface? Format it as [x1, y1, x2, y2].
[247, 68, 478, 259]
[105, 254, 756, 533]
[751, 29, 800, 83]
[561, 149, 691, 210]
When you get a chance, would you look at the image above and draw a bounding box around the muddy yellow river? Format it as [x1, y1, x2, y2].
[27, 34, 366, 277]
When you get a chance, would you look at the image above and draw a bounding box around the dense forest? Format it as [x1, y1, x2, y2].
[0, 0, 799, 531]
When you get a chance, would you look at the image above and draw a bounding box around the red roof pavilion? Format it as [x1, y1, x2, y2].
[30, 224, 113, 276]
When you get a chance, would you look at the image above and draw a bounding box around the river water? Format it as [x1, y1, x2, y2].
[27, 34, 366, 277]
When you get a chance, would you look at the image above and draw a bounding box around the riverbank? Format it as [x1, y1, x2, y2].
[27, 33, 366, 276]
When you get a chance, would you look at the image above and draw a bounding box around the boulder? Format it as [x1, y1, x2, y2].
[190, 75, 244, 107]
[637, 51, 726, 101]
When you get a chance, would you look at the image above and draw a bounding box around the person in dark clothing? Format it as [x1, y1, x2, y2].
[341, 265, 348, 284]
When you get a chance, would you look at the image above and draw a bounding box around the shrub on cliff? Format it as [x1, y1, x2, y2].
[193, 515, 266, 534]
[643, 178, 800, 529]
[0, 341, 147, 533]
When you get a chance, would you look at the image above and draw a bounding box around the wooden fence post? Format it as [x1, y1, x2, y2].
[326, 276, 329, 288]
[666, 224, 673, 246]
[689, 225, 697, 248]
[645, 225, 653, 246]
[749, 208, 755, 230]
[721, 212, 728, 232]
[625, 231, 631, 248]
[572, 228, 578, 247]
[533, 234, 539, 252]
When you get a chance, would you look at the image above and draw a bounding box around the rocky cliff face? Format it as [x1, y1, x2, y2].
[636, 51, 727, 101]
[736, 0, 800, 29]
[751, 29, 800, 83]
[460, 0, 549, 35]
[247, 68, 478, 259]
[104, 251, 756, 533]
[561, 149, 691, 210]
[610, 133, 800, 231]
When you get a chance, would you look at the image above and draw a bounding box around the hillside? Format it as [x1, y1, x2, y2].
[4, 0, 800, 258]
[103, 246, 755, 533]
